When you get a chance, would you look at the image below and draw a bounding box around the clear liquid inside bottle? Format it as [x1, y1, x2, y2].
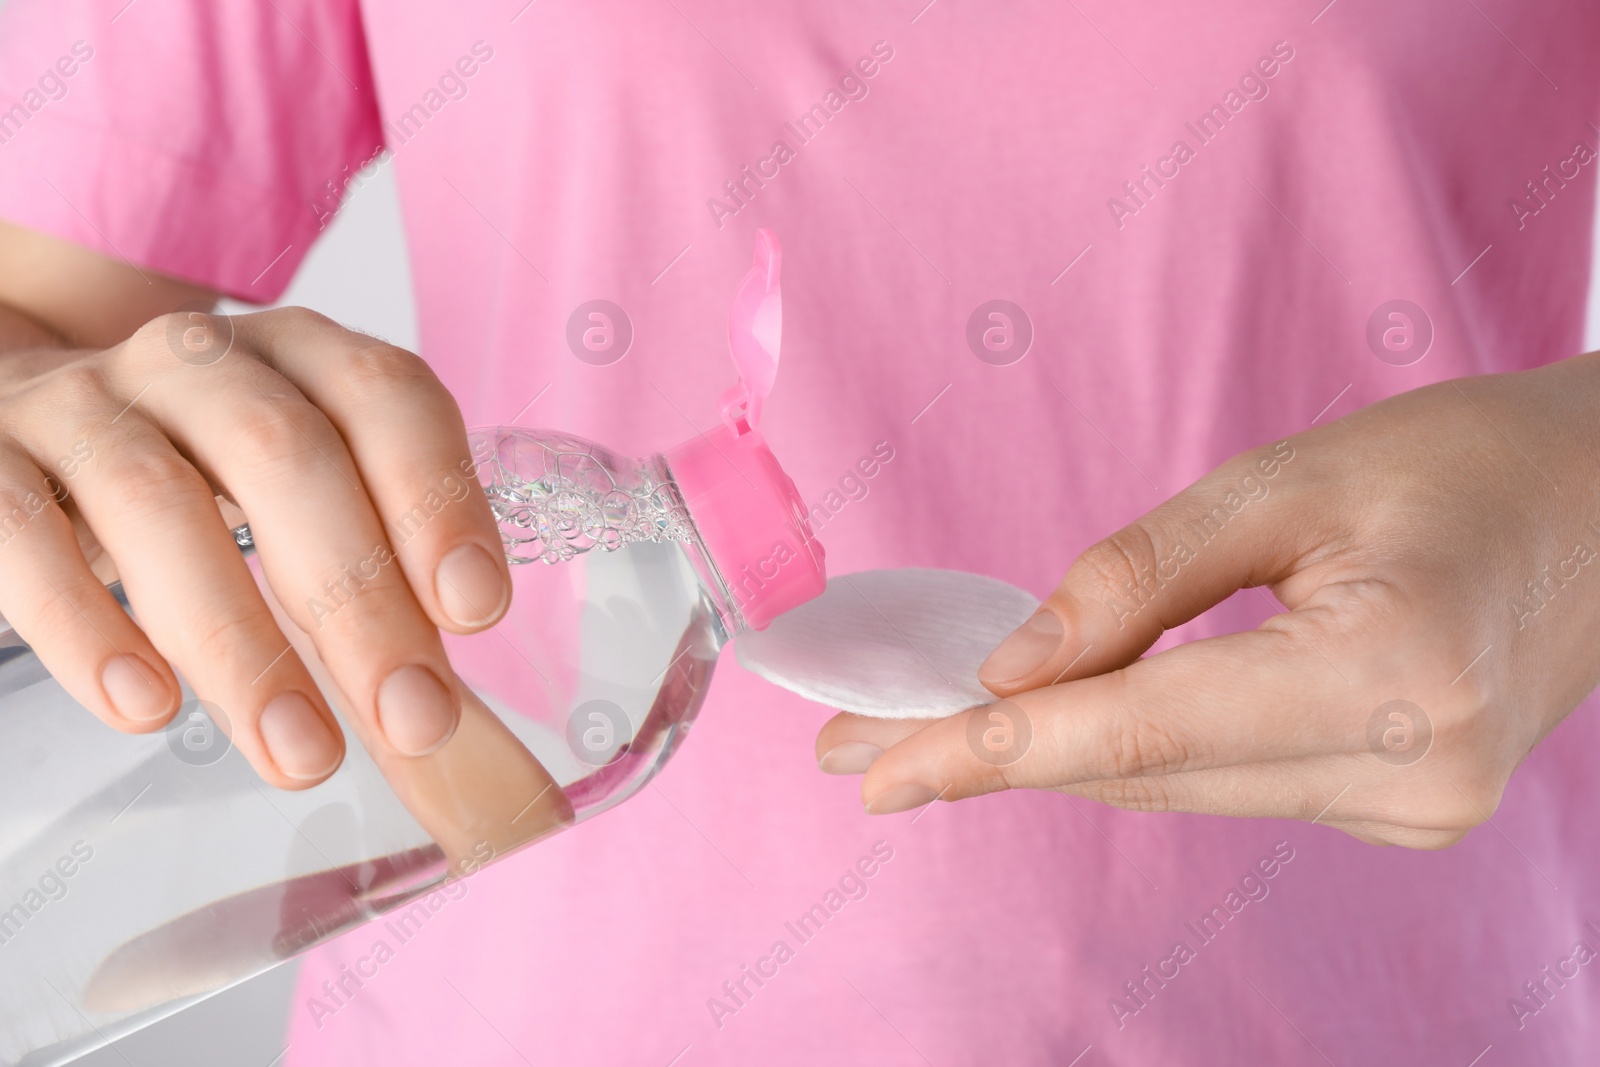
[0, 224, 812, 1067]
[0, 427, 740, 1067]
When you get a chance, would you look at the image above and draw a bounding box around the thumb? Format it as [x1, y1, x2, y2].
[978, 440, 1307, 695]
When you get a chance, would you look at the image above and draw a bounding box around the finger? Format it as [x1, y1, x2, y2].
[862, 623, 1351, 812]
[27, 397, 344, 788]
[233, 309, 509, 633]
[362, 688, 576, 869]
[0, 446, 180, 729]
[814, 711, 939, 774]
[860, 717, 1472, 851]
[1068, 752, 1483, 850]
[258, 583, 574, 868]
[113, 325, 464, 760]
[1061, 756, 1348, 821]
[978, 439, 1309, 695]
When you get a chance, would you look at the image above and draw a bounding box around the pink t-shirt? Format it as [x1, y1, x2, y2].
[5, 1, 1600, 1062]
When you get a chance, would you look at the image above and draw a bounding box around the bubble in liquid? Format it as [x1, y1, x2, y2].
[481, 435, 694, 565]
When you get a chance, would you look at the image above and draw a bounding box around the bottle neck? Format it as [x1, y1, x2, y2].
[657, 427, 826, 633]
[228, 464, 761, 641]
[645, 453, 749, 640]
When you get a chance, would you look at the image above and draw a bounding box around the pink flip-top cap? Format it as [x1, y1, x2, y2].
[663, 230, 826, 631]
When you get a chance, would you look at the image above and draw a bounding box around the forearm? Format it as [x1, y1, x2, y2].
[0, 219, 216, 364]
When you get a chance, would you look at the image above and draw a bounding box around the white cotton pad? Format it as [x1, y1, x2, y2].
[735, 568, 1040, 719]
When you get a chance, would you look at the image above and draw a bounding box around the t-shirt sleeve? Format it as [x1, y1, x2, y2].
[0, 0, 384, 302]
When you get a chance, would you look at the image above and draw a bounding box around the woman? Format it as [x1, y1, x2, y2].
[1, 0, 1598, 1062]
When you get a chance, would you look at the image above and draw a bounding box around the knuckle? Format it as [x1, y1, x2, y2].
[336, 342, 434, 394]
[1075, 523, 1161, 601]
[42, 362, 110, 410]
[5, 362, 109, 428]
[1101, 709, 1193, 779]
[182, 605, 283, 670]
[25, 578, 111, 642]
[124, 310, 231, 370]
[227, 397, 339, 471]
[262, 305, 332, 332]
[129, 312, 183, 349]
[101, 446, 210, 516]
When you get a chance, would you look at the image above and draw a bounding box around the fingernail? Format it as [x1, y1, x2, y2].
[101, 655, 173, 721]
[436, 543, 509, 627]
[259, 691, 343, 780]
[377, 665, 459, 756]
[865, 783, 937, 815]
[818, 741, 883, 775]
[978, 609, 1064, 687]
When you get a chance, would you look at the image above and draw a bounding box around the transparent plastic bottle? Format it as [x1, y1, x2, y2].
[0, 231, 823, 1067]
